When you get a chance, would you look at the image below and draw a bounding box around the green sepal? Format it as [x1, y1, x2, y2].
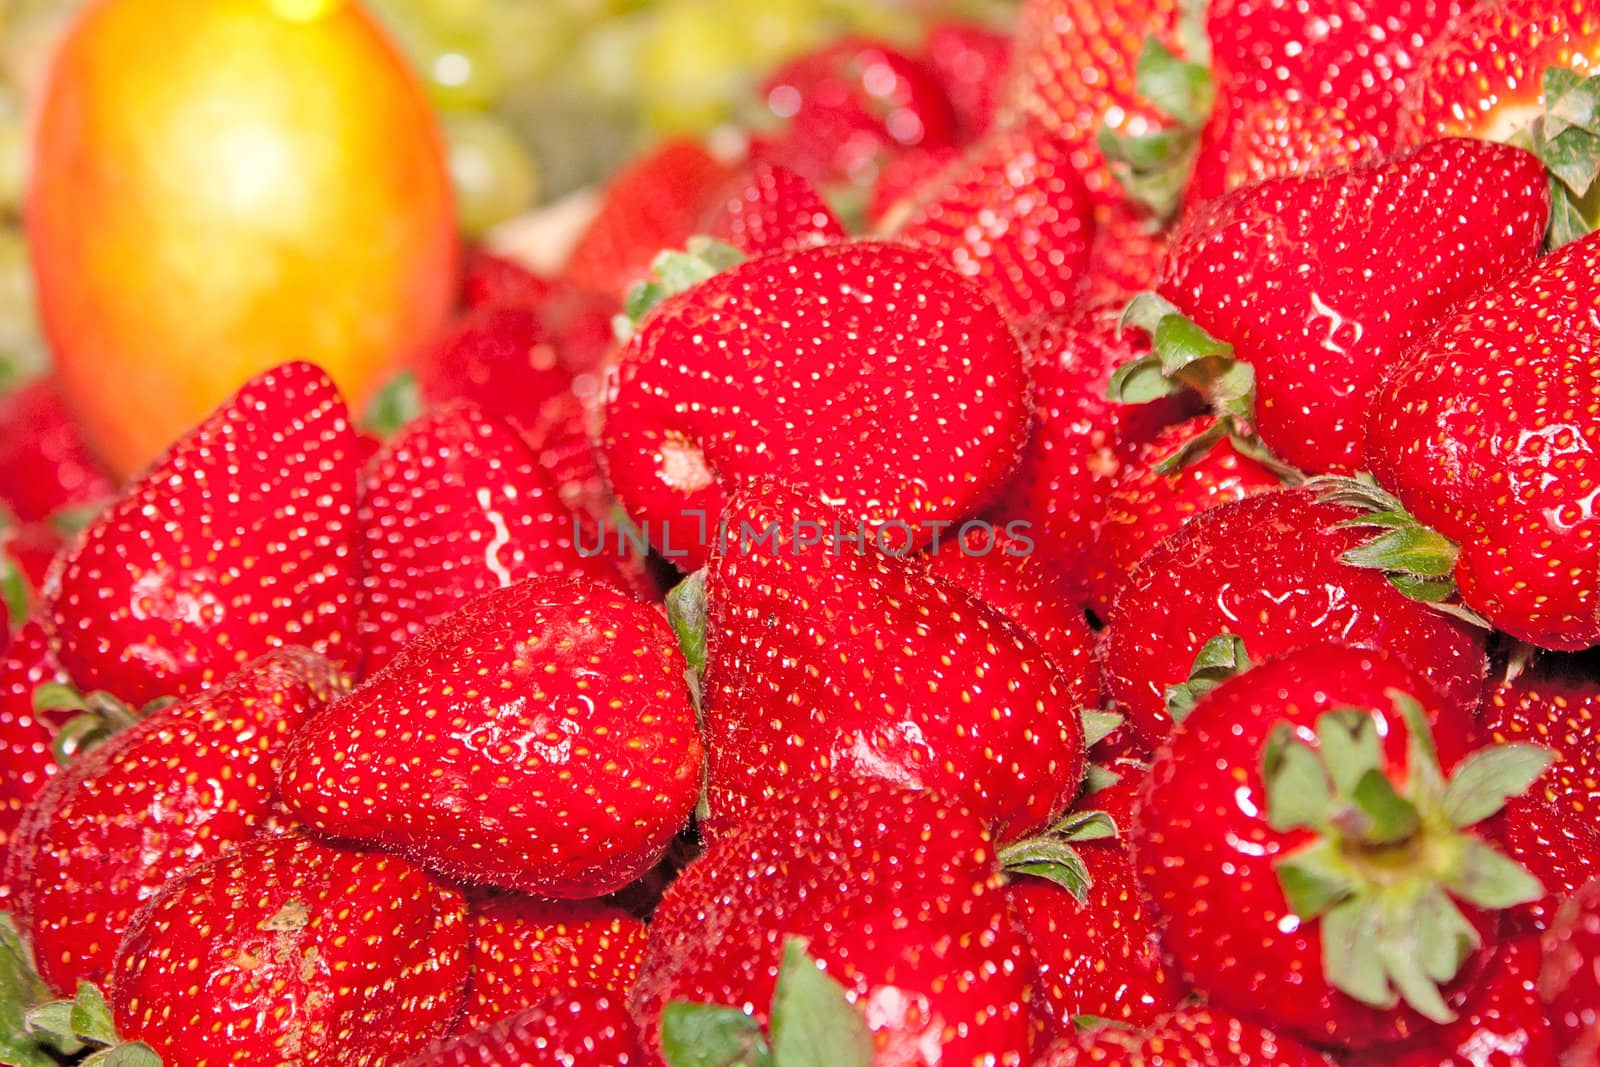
[1321, 900, 1397, 1012]
[1080, 764, 1123, 798]
[665, 570, 709, 713]
[769, 939, 873, 1067]
[1081, 710, 1124, 749]
[1314, 708, 1384, 798]
[0, 913, 59, 1067]
[1347, 770, 1422, 845]
[615, 237, 747, 342]
[1445, 838, 1546, 910]
[36, 685, 150, 768]
[1165, 633, 1252, 724]
[1391, 689, 1446, 806]
[1262, 723, 1335, 833]
[1441, 744, 1557, 828]
[1051, 809, 1119, 843]
[1097, 36, 1214, 219]
[1338, 525, 1459, 578]
[1274, 839, 1356, 918]
[80, 1045, 162, 1067]
[1529, 67, 1600, 247]
[0, 543, 29, 630]
[360, 370, 422, 440]
[660, 1003, 772, 1067]
[999, 835, 1093, 903]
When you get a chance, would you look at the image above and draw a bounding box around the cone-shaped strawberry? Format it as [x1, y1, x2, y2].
[702, 161, 845, 258]
[280, 576, 703, 898]
[44, 362, 362, 704]
[1036, 1006, 1333, 1066]
[403, 989, 644, 1067]
[1135, 644, 1554, 1049]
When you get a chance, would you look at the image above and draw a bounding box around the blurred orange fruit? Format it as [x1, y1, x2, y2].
[28, 0, 458, 478]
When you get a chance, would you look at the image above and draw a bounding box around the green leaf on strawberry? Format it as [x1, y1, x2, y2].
[615, 237, 747, 343]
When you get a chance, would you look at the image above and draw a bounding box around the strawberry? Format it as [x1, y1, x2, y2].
[0, 622, 67, 889]
[403, 989, 644, 1067]
[1010, 773, 1184, 1030]
[357, 402, 619, 673]
[1189, 96, 1384, 205]
[1497, 792, 1600, 938]
[1541, 877, 1600, 1061]
[694, 478, 1091, 842]
[563, 139, 737, 299]
[460, 892, 647, 1031]
[987, 304, 1194, 602]
[1086, 416, 1283, 618]
[1103, 487, 1490, 754]
[600, 240, 1031, 570]
[866, 143, 961, 226]
[1365, 229, 1600, 649]
[894, 123, 1097, 322]
[110, 834, 469, 1065]
[922, 20, 1014, 140]
[629, 776, 1040, 1066]
[1035, 1006, 1333, 1066]
[280, 576, 703, 898]
[754, 38, 959, 191]
[461, 247, 552, 312]
[1345, 936, 1557, 1067]
[1082, 201, 1172, 308]
[412, 303, 572, 432]
[6, 647, 345, 991]
[0, 376, 113, 525]
[702, 161, 845, 258]
[43, 361, 362, 704]
[1134, 643, 1552, 1049]
[1131, 138, 1548, 475]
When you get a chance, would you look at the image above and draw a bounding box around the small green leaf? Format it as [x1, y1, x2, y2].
[1152, 418, 1229, 475]
[620, 237, 748, 335]
[1134, 36, 1214, 129]
[1052, 809, 1119, 842]
[999, 837, 1092, 903]
[69, 983, 119, 1047]
[1166, 633, 1253, 724]
[1390, 689, 1446, 806]
[0, 915, 63, 1066]
[1262, 725, 1333, 833]
[1340, 526, 1459, 577]
[770, 940, 873, 1067]
[21, 1002, 76, 1047]
[1446, 838, 1546, 910]
[1274, 839, 1357, 919]
[1106, 355, 1186, 405]
[0, 548, 29, 630]
[666, 571, 709, 674]
[1080, 764, 1123, 798]
[1348, 770, 1422, 845]
[32, 683, 89, 716]
[1442, 744, 1558, 828]
[360, 371, 422, 440]
[1081, 710, 1123, 750]
[1375, 914, 1456, 1024]
[1314, 709, 1383, 797]
[81, 1046, 162, 1067]
[1321, 899, 1397, 1010]
[1411, 888, 1482, 985]
[660, 1003, 772, 1067]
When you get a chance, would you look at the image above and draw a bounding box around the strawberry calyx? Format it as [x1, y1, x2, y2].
[360, 370, 424, 440]
[1516, 67, 1600, 248]
[613, 237, 747, 343]
[659, 938, 873, 1067]
[1164, 633, 1252, 724]
[0, 913, 156, 1066]
[665, 570, 708, 711]
[998, 806, 1120, 904]
[1263, 689, 1554, 1023]
[1311, 476, 1488, 628]
[1096, 2, 1214, 220]
[34, 682, 167, 768]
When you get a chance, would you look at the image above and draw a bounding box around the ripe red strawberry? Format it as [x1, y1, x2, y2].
[1035, 1007, 1333, 1066]
[1086, 416, 1283, 618]
[461, 892, 647, 1031]
[563, 139, 737, 299]
[988, 305, 1194, 602]
[461, 247, 552, 312]
[1189, 96, 1383, 204]
[1104, 487, 1490, 753]
[629, 776, 1039, 1066]
[1135, 644, 1551, 1049]
[1142, 138, 1548, 475]
[1010, 774, 1184, 1030]
[1367, 230, 1600, 650]
[697, 479, 1090, 842]
[1082, 201, 1171, 308]
[1498, 791, 1600, 939]
[866, 143, 961, 226]
[1346, 936, 1556, 1067]
[601, 240, 1031, 570]
[43, 361, 362, 704]
[921, 522, 1100, 685]
[0, 376, 113, 525]
[0, 622, 67, 887]
[111, 834, 469, 1065]
[357, 403, 619, 673]
[281, 576, 703, 897]
[7, 647, 345, 991]
[754, 38, 959, 190]
[1541, 877, 1600, 1061]
[894, 123, 1096, 322]
[404, 989, 643, 1067]
[702, 161, 845, 258]
[922, 20, 1013, 140]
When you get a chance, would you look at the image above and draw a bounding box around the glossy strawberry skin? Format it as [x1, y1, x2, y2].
[460, 892, 647, 1032]
[112, 835, 469, 1066]
[922, 21, 1013, 140]
[867, 144, 961, 226]
[1499, 793, 1600, 939]
[1188, 97, 1384, 205]
[702, 479, 1089, 843]
[897, 124, 1096, 322]
[461, 248, 552, 312]
[1011, 776, 1183, 1030]
[357, 403, 618, 673]
[1368, 231, 1600, 649]
[1082, 203, 1171, 309]
[600, 241, 1031, 570]
[702, 161, 844, 258]
[7, 647, 345, 992]
[1541, 878, 1600, 1060]
[0, 621, 66, 896]
[988, 306, 1193, 601]
[630, 776, 1040, 1067]
[1160, 139, 1548, 474]
[0, 376, 113, 525]
[1134, 646, 1489, 1049]
[755, 38, 959, 190]
[44, 362, 362, 704]
[1035, 1007, 1334, 1066]
[1103, 487, 1490, 754]
[281, 577, 703, 898]
[1086, 417, 1282, 619]
[404, 990, 643, 1067]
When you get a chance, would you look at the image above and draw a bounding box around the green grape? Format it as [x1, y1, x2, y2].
[638, 0, 745, 133]
[0, 228, 44, 379]
[572, 14, 651, 101]
[368, 0, 503, 111]
[444, 112, 540, 236]
[480, 0, 577, 87]
[730, 0, 830, 71]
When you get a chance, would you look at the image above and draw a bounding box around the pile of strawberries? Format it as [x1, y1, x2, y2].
[2, 0, 1600, 1063]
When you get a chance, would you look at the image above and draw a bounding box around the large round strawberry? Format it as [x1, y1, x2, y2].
[1366, 230, 1600, 650]
[600, 240, 1030, 570]
[1134, 644, 1553, 1049]
[629, 775, 1039, 1066]
[1103, 486, 1489, 753]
